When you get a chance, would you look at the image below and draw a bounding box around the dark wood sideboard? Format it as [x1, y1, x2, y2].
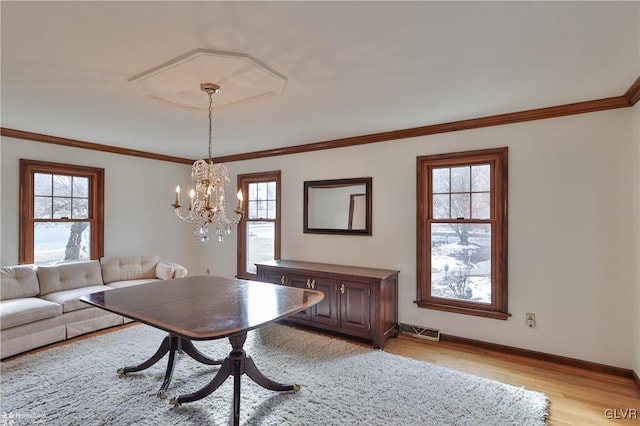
[255, 260, 399, 349]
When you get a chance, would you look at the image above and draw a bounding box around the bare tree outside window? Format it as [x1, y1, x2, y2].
[417, 148, 508, 320]
[33, 173, 91, 262]
[19, 160, 104, 265]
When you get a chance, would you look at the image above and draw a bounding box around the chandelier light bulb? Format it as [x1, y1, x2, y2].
[236, 190, 243, 210]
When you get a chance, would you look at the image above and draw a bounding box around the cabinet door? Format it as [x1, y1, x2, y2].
[339, 280, 371, 337]
[309, 277, 338, 327]
[287, 274, 313, 321]
[258, 266, 287, 285]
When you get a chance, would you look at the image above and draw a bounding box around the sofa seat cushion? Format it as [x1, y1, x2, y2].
[40, 285, 112, 313]
[0, 297, 63, 330]
[106, 278, 160, 289]
[38, 260, 104, 295]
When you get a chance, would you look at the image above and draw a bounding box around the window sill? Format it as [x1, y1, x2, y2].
[415, 300, 510, 320]
[236, 273, 258, 281]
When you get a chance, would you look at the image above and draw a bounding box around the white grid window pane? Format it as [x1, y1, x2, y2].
[246, 221, 275, 274]
[34, 173, 52, 196]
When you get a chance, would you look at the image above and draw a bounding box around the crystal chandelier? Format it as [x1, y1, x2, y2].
[171, 83, 243, 242]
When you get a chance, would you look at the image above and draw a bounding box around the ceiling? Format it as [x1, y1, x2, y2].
[1, 1, 638, 160]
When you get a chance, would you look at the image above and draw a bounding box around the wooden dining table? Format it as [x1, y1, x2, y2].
[80, 275, 324, 426]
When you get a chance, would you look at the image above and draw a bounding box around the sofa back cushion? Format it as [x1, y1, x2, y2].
[37, 260, 104, 295]
[101, 255, 158, 284]
[0, 265, 40, 301]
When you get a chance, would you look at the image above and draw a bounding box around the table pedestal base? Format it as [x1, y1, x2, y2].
[170, 332, 299, 426]
[119, 331, 299, 426]
[117, 333, 223, 398]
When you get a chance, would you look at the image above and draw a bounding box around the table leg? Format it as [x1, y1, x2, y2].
[170, 332, 300, 426]
[180, 339, 223, 366]
[157, 336, 179, 399]
[118, 333, 223, 399]
[244, 355, 299, 392]
[117, 334, 173, 375]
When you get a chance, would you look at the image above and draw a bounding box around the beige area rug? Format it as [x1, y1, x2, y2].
[0, 323, 548, 425]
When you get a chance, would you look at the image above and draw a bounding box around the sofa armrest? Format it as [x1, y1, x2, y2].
[168, 262, 188, 279]
[155, 262, 188, 280]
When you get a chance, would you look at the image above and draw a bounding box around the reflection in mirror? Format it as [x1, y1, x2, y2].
[304, 177, 372, 235]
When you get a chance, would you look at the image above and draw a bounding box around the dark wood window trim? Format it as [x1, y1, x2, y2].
[236, 171, 281, 280]
[416, 148, 508, 320]
[19, 159, 104, 264]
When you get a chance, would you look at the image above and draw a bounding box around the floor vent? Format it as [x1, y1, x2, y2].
[399, 323, 440, 341]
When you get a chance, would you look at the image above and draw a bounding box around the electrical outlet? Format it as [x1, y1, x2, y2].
[526, 312, 536, 327]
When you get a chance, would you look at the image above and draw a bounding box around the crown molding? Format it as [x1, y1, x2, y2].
[624, 75, 640, 106]
[2, 75, 638, 164]
[216, 95, 631, 163]
[0, 128, 194, 165]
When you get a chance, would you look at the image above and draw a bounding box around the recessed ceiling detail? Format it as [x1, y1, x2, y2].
[128, 48, 287, 110]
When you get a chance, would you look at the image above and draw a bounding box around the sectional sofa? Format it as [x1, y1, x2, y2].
[0, 255, 187, 359]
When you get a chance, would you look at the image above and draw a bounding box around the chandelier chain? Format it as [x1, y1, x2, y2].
[208, 89, 213, 162]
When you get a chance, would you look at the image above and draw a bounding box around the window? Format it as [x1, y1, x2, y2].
[237, 171, 281, 279]
[19, 160, 104, 265]
[416, 148, 508, 319]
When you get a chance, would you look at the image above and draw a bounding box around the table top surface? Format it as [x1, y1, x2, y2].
[80, 275, 324, 340]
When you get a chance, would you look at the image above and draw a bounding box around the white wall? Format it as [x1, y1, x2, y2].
[200, 108, 636, 369]
[0, 137, 199, 272]
[2, 107, 636, 370]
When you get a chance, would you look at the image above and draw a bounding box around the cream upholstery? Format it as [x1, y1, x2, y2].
[0, 297, 62, 329]
[40, 285, 113, 313]
[37, 260, 103, 295]
[165, 262, 188, 279]
[101, 255, 158, 284]
[155, 262, 174, 280]
[0, 318, 67, 358]
[0, 265, 40, 300]
[0, 255, 187, 359]
[106, 279, 160, 289]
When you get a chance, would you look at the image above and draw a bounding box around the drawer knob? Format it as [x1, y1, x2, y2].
[340, 283, 345, 294]
[280, 276, 285, 285]
[311, 279, 316, 289]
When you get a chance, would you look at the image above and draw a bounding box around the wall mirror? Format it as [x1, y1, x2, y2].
[304, 177, 372, 235]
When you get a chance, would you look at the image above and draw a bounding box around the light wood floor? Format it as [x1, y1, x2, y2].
[384, 334, 640, 425]
[5, 325, 640, 425]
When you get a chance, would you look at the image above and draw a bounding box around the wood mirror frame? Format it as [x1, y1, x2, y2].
[303, 177, 372, 235]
